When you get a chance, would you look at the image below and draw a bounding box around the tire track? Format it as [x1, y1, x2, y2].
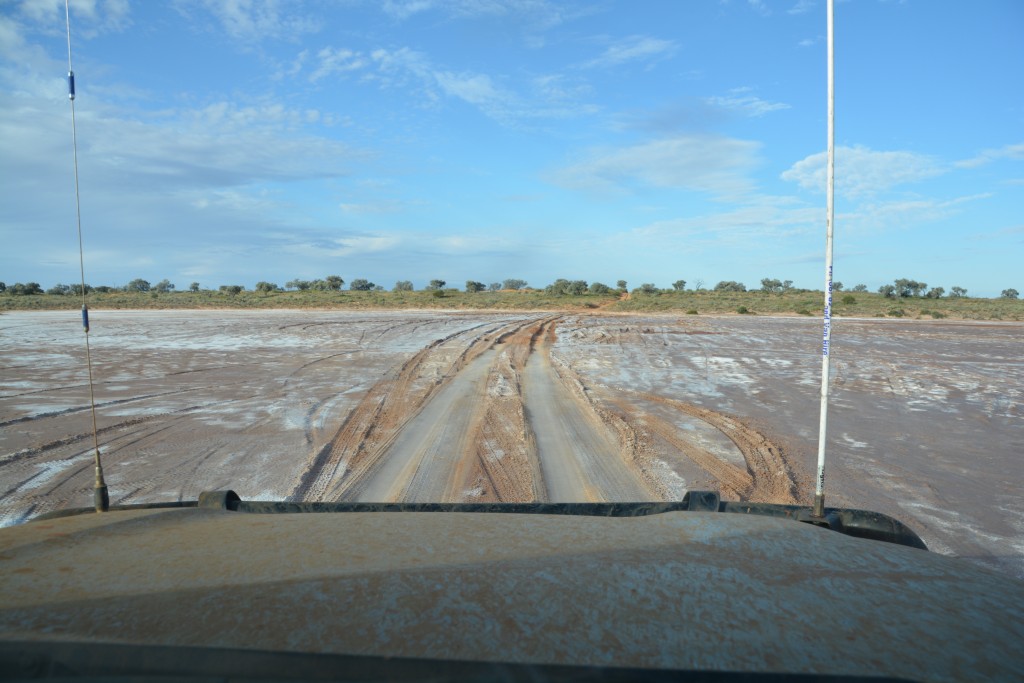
[0, 381, 252, 429]
[604, 396, 752, 499]
[289, 318, 537, 501]
[608, 389, 798, 504]
[455, 322, 549, 502]
[360, 317, 560, 503]
[538, 317, 797, 504]
[523, 319, 654, 502]
[351, 348, 494, 502]
[330, 318, 538, 501]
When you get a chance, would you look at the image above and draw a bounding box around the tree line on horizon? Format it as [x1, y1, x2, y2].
[0, 276, 1019, 300]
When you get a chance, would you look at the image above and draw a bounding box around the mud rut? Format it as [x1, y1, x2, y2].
[290, 316, 799, 504]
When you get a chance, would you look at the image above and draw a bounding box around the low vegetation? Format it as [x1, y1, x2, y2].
[2, 276, 1020, 320]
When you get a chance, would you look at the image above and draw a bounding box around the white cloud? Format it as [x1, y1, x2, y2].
[381, 0, 579, 31]
[367, 48, 595, 124]
[328, 235, 402, 256]
[369, 47, 436, 97]
[434, 234, 513, 254]
[0, 14, 39, 67]
[633, 202, 821, 244]
[434, 70, 506, 107]
[180, 0, 320, 42]
[704, 87, 790, 117]
[339, 201, 405, 214]
[954, 143, 1024, 169]
[549, 135, 761, 198]
[840, 193, 991, 231]
[581, 35, 678, 70]
[381, 0, 436, 20]
[531, 74, 592, 102]
[182, 99, 340, 136]
[747, 0, 770, 17]
[14, 0, 131, 36]
[309, 47, 368, 82]
[782, 145, 945, 197]
[272, 236, 399, 264]
[273, 49, 309, 80]
[278, 230, 521, 262]
[788, 0, 815, 15]
[0, 85, 361, 285]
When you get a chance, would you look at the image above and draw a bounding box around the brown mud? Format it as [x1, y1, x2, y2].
[1, 311, 1020, 579]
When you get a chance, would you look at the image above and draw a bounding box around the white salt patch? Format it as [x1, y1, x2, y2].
[705, 357, 754, 385]
[2, 352, 75, 365]
[0, 381, 45, 390]
[245, 488, 288, 501]
[840, 433, 868, 449]
[653, 459, 687, 499]
[488, 374, 515, 398]
[104, 406, 170, 418]
[313, 394, 353, 430]
[901, 500, 1024, 567]
[482, 439, 505, 461]
[14, 403, 81, 418]
[16, 459, 80, 493]
[266, 403, 307, 431]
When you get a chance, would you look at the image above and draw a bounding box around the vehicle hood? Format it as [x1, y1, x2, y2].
[1, 506, 1021, 682]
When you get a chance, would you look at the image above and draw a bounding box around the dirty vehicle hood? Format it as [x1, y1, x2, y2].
[1, 506, 1022, 682]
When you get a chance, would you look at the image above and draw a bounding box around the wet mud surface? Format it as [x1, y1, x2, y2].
[1, 310, 1020, 578]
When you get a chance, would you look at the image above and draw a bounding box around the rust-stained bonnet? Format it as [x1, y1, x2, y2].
[1, 508, 1021, 681]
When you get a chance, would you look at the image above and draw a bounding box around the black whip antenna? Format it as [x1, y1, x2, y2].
[65, 0, 108, 512]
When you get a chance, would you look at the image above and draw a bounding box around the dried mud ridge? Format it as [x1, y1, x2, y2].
[290, 316, 799, 505]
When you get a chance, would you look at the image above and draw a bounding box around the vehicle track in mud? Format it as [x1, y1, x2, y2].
[2, 313, 806, 509]
[522, 320, 653, 501]
[288, 314, 793, 505]
[289, 319, 520, 501]
[352, 347, 497, 502]
[2, 309, 802, 514]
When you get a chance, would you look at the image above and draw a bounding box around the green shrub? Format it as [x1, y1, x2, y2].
[930, 311, 946, 319]
[795, 308, 811, 315]
[887, 308, 905, 318]
[686, 309, 699, 315]
[841, 295, 856, 305]
[736, 306, 749, 314]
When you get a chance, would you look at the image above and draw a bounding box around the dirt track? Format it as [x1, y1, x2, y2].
[289, 314, 781, 504]
[1, 310, 1021, 578]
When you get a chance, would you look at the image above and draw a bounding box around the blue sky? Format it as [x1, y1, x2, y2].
[1, 0, 1021, 295]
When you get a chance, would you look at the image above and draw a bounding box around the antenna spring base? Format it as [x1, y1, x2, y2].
[94, 485, 109, 512]
[812, 493, 826, 518]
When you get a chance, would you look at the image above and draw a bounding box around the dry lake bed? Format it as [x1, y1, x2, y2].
[1, 309, 1020, 578]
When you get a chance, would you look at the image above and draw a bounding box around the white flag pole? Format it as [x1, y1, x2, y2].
[814, 0, 835, 518]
